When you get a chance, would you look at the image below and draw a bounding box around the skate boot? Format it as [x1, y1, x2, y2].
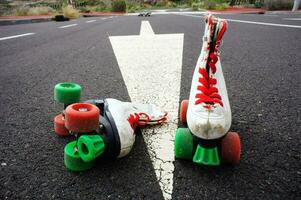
[53, 83, 167, 171]
[175, 15, 241, 166]
[82, 98, 167, 159]
[63, 98, 167, 171]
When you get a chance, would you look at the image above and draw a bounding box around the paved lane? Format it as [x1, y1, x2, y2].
[166, 14, 301, 200]
[0, 13, 300, 200]
[0, 16, 163, 200]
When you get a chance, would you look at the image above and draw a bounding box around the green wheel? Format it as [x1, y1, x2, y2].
[174, 128, 194, 159]
[77, 135, 105, 162]
[54, 82, 81, 105]
[64, 141, 95, 171]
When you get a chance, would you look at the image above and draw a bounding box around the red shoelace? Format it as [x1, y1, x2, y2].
[128, 112, 168, 131]
[195, 17, 228, 108]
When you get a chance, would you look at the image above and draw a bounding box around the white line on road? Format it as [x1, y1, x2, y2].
[86, 20, 96, 23]
[110, 20, 184, 200]
[178, 13, 301, 29]
[140, 21, 155, 35]
[226, 18, 301, 28]
[283, 18, 301, 21]
[0, 33, 35, 41]
[59, 24, 77, 28]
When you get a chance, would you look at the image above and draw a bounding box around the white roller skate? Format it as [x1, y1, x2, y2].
[84, 98, 168, 159]
[174, 15, 241, 166]
[54, 82, 167, 171]
[58, 95, 167, 171]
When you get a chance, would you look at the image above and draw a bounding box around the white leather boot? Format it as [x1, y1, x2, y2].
[187, 15, 231, 140]
[84, 98, 167, 158]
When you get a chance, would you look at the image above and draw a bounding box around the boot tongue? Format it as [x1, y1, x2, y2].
[193, 144, 220, 166]
[77, 135, 106, 162]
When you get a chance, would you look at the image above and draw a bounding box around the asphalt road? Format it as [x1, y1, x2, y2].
[0, 13, 300, 200]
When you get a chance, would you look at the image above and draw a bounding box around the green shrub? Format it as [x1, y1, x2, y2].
[214, 3, 229, 10]
[62, 5, 81, 19]
[166, 1, 178, 8]
[28, 6, 55, 15]
[78, 6, 91, 13]
[111, 0, 126, 12]
[189, 0, 200, 6]
[206, 1, 217, 9]
[192, 0, 229, 10]
[155, 1, 167, 7]
[0, 2, 12, 16]
[13, 6, 30, 16]
[127, 2, 143, 13]
[95, 6, 110, 12]
[89, 0, 105, 6]
[75, 0, 105, 7]
[255, 1, 264, 8]
[151, 1, 179, 9]
[264, 0, 293, 10]
[192, 2, 204, 10]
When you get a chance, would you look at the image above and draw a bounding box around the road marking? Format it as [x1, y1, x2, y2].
[86, 20, 96, 23]
[59, 24, 77, 29]
[110, 21, 184, 200]
[140, 21, 155, 35]
[178, 13, 301, 29]
[0, 33, 35, 41]
[283, 18, 301, 21]
[226, 18, 301, 28]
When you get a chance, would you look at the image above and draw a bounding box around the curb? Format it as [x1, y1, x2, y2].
[208, 7, 266, 14]
[266, 10, 301, 14]
[0, 17, 52, 26]
[209, 11, 266, 14]
[82, 12, 124, 17]
[0, 12, 123, 26]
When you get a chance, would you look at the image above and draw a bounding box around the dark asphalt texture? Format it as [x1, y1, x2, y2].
[0, 13, 300, 199]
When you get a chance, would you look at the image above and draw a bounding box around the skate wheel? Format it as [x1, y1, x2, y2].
[174, 128, 194, 159]
[64, 141, 95, 171]
[65, 103, 100, 133]
[54, 114, 69, 136]
[54, 82, 81, 105]
[78, 135, 105, 162]
[221, 132, 241, 165]
[180, 100, 188, 123]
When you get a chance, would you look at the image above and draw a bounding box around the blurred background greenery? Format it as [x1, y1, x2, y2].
[0, 0, 298, 17]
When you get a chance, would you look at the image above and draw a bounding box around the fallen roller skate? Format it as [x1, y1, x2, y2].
[54, 82, 167, 171]
[175, 15, 241, 166]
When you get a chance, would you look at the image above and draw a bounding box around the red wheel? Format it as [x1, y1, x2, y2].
[180, 100, 188, 123]
[54, 114, 69, 136]
[221, 132, 241, 165]
[65, 103, 100, 133]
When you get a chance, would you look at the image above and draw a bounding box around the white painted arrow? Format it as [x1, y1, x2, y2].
[109, 21, 184, 200]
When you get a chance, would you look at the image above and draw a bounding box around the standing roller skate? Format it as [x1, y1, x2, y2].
[175, 15, 241, 166]
[53, 82, 167, 171]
